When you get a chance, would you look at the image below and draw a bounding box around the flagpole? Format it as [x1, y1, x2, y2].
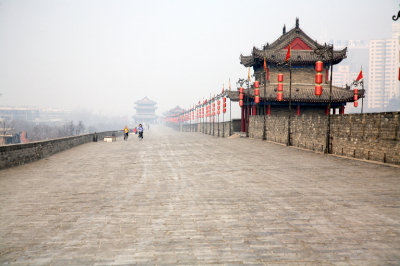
[246, 67, 250, 138]
[288, 59, 292, 146]
[361, 80, 364, 114]
[263, 56, 267, 141]
[286, 45, 292, 146]
[209, 94, 212, 135]
[222, 88, 224, 138]
[213, 96, 215, 137]
[223, 99, 225, 138]
[218, 94, 220, 137]
[203, 101, 205, 134]
[327, 46, 334, 154]
[361, 67, 364, 114]
[229, 87, 232, 136]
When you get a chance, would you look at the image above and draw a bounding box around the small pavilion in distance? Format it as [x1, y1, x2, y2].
[133, 97, 157, 124]
[163, 106, 185, 128]
[229, 18, 364, 133]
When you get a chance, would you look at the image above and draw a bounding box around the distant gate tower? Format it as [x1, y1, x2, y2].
[133, 97, 157, 124]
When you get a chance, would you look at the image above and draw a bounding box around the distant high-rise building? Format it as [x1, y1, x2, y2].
[367, 23, 400, 109]
[331, 40, 368, 113]
[332, 65, 358, 87]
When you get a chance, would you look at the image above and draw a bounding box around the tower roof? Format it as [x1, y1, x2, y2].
[135, 96, 157, 105]
[164, 106, 185, 117]
[228, 85, 364, 104]
[240, 19, 347, 67]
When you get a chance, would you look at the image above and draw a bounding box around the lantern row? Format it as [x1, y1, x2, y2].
[238, 61, 359, 108]
[168, 88, 229, 123]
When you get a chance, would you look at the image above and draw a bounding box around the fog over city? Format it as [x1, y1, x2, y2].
[0, 0, 398, 119]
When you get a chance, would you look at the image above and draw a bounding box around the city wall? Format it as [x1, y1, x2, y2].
[249, 111, 400, 165]
[0, 131, 122, 169]
[179, 112, 400, 165]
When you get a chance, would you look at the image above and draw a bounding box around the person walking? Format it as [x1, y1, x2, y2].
[124, 125, 129, 141]
[138, 124, 144, 140]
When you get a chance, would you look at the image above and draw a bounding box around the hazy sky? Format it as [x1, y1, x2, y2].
[0, 0, 397, 116]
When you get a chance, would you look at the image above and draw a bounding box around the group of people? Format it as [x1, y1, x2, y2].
[124, 124, 144, 141]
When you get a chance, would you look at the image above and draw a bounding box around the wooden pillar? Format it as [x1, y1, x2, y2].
[245, 105, 249, 133]
[267, 104, 271, 115]
[325, 68, 329, 83]
[241, 106, 244, 132]
[252, 105, 256, 116]
[297, 105, 300, 116]
[325, 106, 329, 115]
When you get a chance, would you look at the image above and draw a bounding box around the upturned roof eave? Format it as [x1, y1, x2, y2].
[227, 87, 364, 104]
[240, 24, 347, 67]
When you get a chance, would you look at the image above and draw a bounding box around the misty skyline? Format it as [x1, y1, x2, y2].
[0, 0, 397, 117]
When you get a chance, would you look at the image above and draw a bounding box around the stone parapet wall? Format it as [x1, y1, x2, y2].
[249, 111, 400, 165]
[0, 131, 122, 169]
[180, 119, 241, 137]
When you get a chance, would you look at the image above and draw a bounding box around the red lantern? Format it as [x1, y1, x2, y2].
[255, 96, 260, 104]
[277, 83, 283, 91]
[354, 101, 358, 107]
[315, 73, 323, 84]
[278, 73, 283, 82]
[239, 87, 244, 103]
[277, 92, 283, 101]
[315, 85, 322, 96]
[254, 88, 259, 96]
[316, 61, 323, 72]
[254, 81, 259, 88]
[354, 88, 358, 101]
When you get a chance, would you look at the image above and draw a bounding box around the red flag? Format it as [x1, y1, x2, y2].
[285, 45, 291, 62]
[356, 69, 363, 81]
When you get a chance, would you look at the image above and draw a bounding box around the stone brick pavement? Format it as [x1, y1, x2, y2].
[0, 126, 400, 265]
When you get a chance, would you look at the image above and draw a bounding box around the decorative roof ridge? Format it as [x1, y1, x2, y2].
[268, 26, 318, 50]
[135, 96, 157, 105]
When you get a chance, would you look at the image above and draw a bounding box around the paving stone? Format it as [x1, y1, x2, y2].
[0, 125, 399, 264]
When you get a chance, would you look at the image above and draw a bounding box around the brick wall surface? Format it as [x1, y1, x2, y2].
[249, 111, 400, 165]
[0, 131, 122, 169]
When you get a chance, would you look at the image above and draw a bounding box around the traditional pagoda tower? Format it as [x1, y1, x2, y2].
[163, 106, 185, 126]
[133, 97, 157, 124]
[230, 18, 364, 133]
